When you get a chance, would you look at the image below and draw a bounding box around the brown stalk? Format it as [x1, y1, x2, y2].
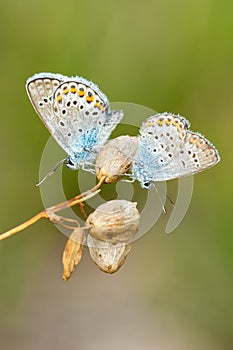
[0, 177, 105, 241]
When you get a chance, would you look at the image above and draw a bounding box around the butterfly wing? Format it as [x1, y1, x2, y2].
[132, 113, 220, 186]
[26, 72, 66, 136]
[51, 80, 123, 163]
[26, 73, 123, 166]
[94, 109, 124, 149]
[150, 130, 220, 180]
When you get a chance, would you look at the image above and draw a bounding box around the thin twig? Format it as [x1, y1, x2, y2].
[0, 177, 105, 241]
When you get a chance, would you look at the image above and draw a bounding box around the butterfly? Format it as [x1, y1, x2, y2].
[26, 73, 123, 176]
[131, 112, 220, 189]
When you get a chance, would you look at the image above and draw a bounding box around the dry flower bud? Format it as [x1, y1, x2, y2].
[62, 228, 84, 281]
[96, 135, 138, 183]
[86, 199, 140, 243]
[87, 234, 132, 274]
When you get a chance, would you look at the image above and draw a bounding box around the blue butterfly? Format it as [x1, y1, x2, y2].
[26, 73, 123, 182]
[132, 113, 220, 189]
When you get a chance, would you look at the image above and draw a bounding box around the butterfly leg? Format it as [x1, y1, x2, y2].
[122, 174, 135, 183]
[82, 162, 96, 174]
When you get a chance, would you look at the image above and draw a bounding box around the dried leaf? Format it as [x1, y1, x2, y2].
[62, 228, 84, 281]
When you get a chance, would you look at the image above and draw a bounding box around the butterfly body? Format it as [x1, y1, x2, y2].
[132, 113, 220, 189]
[26, 73, 123, 170]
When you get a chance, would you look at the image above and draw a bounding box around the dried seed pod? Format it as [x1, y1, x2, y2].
[62, 228, 84, 281]
[86, 199, 140, 243]
[96, 135, 138, 183]
[87, 234, 132, 274]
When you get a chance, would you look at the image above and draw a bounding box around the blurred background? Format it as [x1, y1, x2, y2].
[0, 0, 232, 349]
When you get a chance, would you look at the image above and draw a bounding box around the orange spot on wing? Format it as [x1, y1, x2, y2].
[94, 102, 104, 111]
[86, 95, 94, 102]
[70, 87, 77, 93]
[157, 119, 164, 126]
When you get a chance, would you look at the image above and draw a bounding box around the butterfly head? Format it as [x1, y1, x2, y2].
[142, 181, 154, 190]
[65, 156, 79, 170]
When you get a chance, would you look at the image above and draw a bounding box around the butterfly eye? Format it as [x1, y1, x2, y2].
[67, 158, 75, 166]
[143, 182, 151, 189]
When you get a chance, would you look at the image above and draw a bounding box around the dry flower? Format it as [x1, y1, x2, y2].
[95, 135, 138, 183]
[87, 234, 132, 274]
[86, 199, 140, 243]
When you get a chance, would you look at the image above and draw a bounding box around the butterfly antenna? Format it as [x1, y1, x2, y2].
[166, 193, 175, 208]
[154, 185, 175, 210]
[35, 158, 66, 187]
[153, 184, 167, 214]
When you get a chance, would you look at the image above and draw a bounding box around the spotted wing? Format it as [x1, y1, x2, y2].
[26, 73, 122, 162]
[152, 130, 220, 180]
[26, 72, 66, 136]
[133, 113, 220, 183]
[51, 80, 122, 159]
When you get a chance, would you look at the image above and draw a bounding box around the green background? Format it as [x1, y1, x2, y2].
[0, 0, 232, 349]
